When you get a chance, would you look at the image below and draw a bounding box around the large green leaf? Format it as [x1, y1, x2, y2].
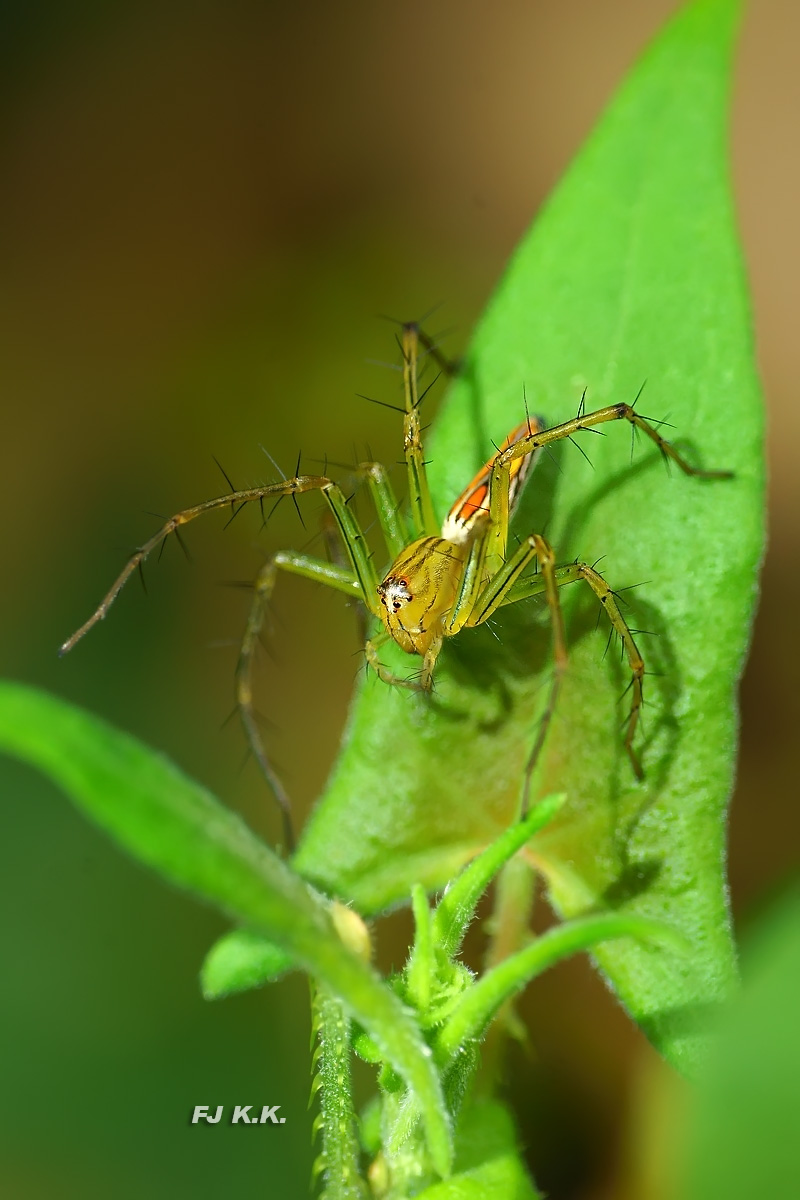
[295, 0, 764, 1075]
[679, 887, 800, 1200]
[0, 682, 452, 1178]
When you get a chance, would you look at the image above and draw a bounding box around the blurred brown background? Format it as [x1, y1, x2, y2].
[0, 2, 796, 1197]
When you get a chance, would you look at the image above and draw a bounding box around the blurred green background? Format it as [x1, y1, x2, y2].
[1, 2, 797, 1197]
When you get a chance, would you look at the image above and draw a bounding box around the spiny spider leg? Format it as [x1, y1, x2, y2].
[320, 508, 370, 647]
[59, 474, 382, 657]
[500, 560, 646, 789]
[235, 551, 359, 852]
[494, 399, 734, 483]
[400, 323, 439, 539]
[457, 392, 731, 800]
[59, 318, 447, 845]
[380, 310, 459, 378]
[463, 531, 570, 813]
[361, 461, 409, 560]
[414, 325, 459, 378]
[60, 470, 384, 849]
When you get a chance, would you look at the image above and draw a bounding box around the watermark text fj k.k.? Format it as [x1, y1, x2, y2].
[192, 1105, 286, 1125]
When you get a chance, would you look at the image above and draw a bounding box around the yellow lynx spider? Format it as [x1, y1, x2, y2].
[60, 324, 731, 849]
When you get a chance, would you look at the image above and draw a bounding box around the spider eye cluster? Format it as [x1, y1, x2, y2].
[377, 576, 412, 614]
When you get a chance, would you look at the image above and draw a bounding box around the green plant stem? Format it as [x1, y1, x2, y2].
[389, 914, 682, 1158]
[312, 985, 368, 1200]
[478, 854, 537, 1090]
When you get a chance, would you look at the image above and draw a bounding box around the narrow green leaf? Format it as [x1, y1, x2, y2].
[435, 915, 686, 1068]
[201, 928, 294, 999]
[0, 682, 452, 1177]
[406, 884, 434, 1011]
[431, 794, 564, 959]
[296, 0, 763, 1074]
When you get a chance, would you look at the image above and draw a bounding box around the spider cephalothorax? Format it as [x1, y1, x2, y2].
[60, 321, 732, 848]
[376, 538, 465, 656]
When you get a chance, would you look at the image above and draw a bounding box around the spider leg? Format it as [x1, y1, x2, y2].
[465, 532, 569, 814]
[463, 394, 698, 798]
[361, 461, 409, 560]
[364, 633, 443, 692]
[235, 551, 360, 854]
[317, 457, 409, 562]
[415, 325, 459, 378]
[496, 400, 733, 480]
[483, 397, 730, 579]
[400, 323, 440, 539]
[320, 508, 370, 646]
[364, 636, 412, 688]
[444, 514, 492, 635]
[419, 636, 444, 689]
[501, 560, 646, 784]
[59, 474, 381, 654]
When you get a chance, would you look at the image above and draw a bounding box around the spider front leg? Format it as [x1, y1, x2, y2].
[399, 322, 444, 539]
[494, 393, 734, 481]
[235, 551, 361, 853]
[59, 470, 385, 850]
[58, 473, 383, 655]
[360, 320, 459, 690]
